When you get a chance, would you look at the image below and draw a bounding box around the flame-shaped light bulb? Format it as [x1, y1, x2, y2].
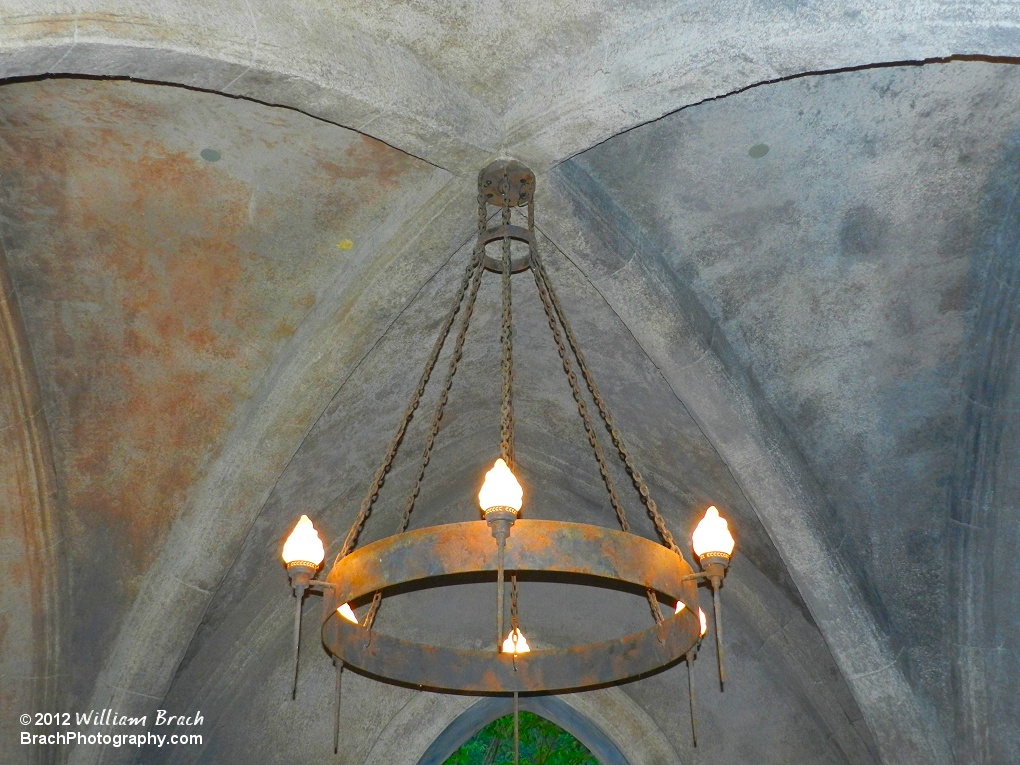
[282, 515, 325, 567]
[502, 628, 531, 654]
[337, 603, 359, 624]
[478, 458, 523, 513]
[692, 506, 735, 561]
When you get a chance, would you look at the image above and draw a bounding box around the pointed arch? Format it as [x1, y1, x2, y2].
[419, 697, 628, 765]
[364, 687, 679, 765]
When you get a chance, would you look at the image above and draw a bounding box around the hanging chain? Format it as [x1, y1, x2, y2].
[364, 211, 489, 630]
[532, 263, 629, 533]
[510, 574, 520, 633]
[398, 254, 486, 534]
[335, 248, 483, 567]
[348, 179, 504, 630]
[499, 190, 515, 468]
[530, 248, 683, 559]
[532, 246, 665, 623]
[362, 590, 383, 630]
[361, 255, 487, 631]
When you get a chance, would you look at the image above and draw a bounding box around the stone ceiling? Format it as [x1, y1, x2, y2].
[1, 3, 1019, 765]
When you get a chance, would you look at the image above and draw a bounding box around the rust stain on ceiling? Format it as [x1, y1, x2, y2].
[0, 77, 437, 703]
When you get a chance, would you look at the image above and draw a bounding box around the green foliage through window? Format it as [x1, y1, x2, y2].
[442, 711, 601, 765]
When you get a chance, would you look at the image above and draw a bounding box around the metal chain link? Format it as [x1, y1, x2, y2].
[499, 191, 515, 468]
[649, 594, 665, 625]
[533, 256, 665, 623]
[335, 249, 483, 567]
[531, 262, 629, 533]
[530, 248, 683, 558]
[359, 205, 491, 631]
[398, 254, 486, 533]
[363, 590, 383, 630]
[510, 574, 519, 632]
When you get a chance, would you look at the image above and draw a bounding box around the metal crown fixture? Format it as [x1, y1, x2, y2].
[279, 159, 737, 756]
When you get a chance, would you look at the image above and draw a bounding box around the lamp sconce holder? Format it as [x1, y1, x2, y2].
[286, 562, 317, 591]
[699, 555, 730, 589]
[484, 507, 519, 544]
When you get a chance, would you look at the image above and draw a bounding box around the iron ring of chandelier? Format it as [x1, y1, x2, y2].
[321, 520, 703, 693]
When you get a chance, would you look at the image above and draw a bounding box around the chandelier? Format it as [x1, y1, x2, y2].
[279, 160, 736, 757]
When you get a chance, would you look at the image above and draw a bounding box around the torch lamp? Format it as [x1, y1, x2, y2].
[478, 458, 523, 651]
[691, 505, 735, 687]
[282, 515, 327, 699]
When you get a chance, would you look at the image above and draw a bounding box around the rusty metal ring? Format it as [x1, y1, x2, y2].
[321, 519, 701, 693]
[477, 225, 534, 273]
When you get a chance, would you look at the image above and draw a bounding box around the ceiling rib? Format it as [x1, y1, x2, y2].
[0, 249, 64, 765]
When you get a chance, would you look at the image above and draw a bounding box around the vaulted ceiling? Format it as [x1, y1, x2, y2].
[1, 3, 1019, 765]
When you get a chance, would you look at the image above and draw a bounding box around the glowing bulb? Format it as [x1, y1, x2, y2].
[282, 515, 325, 566]
[692, 506, 735, 560]
[502, 628, 530, 654]
[337, 603, 358, 624]
[478, 458, 523, 512]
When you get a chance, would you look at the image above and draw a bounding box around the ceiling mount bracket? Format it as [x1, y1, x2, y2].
[478, 159, 535, 208]
[477, 160, 537, 274]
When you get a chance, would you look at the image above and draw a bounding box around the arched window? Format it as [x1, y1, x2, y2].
[418, 696, 629, 765]
[442, 710, 600, 765]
